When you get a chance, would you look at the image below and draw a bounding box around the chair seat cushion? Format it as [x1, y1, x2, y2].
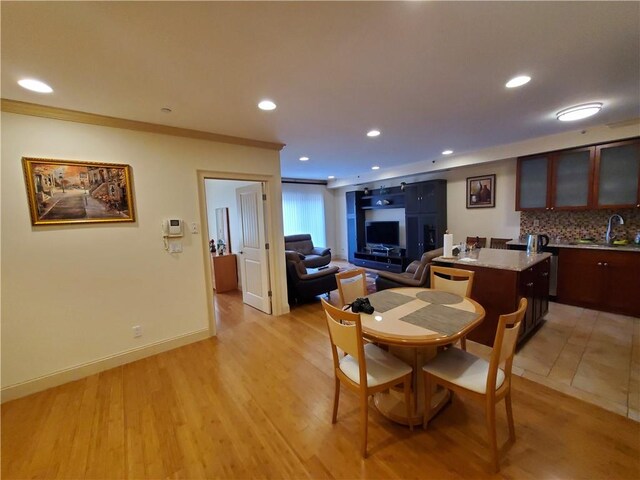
[422, 347, 505, 394]
[340, 343, 412, 387]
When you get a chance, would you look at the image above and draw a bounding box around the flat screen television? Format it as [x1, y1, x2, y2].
[365, 221, 400, 247]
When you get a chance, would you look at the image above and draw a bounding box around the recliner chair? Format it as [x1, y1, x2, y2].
[285, 251, 339, 304]
[284, 234, 331, 268]
[375, 248, 443, 291]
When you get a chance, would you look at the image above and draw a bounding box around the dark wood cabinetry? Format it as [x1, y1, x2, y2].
[557, 248, 640, 316]
[361, 186, 405, 210]
[516, 138, 639, 211]
[405, 180, 446, 214]
[434, 256, 550, 347]
[406, 214, 440, 261]
[352, 251, 408, 273]
[346, 191, 365, 263]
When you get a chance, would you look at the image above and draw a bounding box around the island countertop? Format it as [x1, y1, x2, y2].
[433, 248, 552, 272]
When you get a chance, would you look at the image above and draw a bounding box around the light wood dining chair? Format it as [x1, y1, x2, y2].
[422, 298, 527, 472]
[429, 265, 475, 350]
[335, 268, 368, 307]
[321, 299, 413, 457]
[490, 238, 512, 249]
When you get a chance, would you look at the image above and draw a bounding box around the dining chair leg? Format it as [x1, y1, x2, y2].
[505, 390, 516, 442]
[404, 376, 413, 431]
[422, 371, 433, 430]
[486, 399, 499, 472]
[332, 378, 340, 424]
[360, 392, 369, 458]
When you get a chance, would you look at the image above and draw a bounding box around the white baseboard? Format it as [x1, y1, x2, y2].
[1, 329, 210, 403]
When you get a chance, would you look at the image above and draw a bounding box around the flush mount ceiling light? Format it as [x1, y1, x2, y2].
[160, 107, 172, 113]
[371, 165, 380, 170]
[442, 149, 453, 155]
[299, 156, 309, 161]
[328, 175, 335, 179]
[18, 78, 53, 93]
[556, 103, 603, 121]
[367, 129, 381, 137]
[258, 99, 277, 111]
[505, 75, 531, 88]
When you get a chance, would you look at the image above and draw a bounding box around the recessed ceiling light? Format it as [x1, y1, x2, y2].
[505, 75, 531, 88]
[299, 156, 309, 161]
[371, 165, 380, 170]
[18, 78, 53, 93]
[160, 107, 172, 113]
[328, 175, 335, 179]
[367, 129, 381, 137]
[442, 150, 453, 155]
[258, 99, 276, 111]
[556, 103, 603, 122]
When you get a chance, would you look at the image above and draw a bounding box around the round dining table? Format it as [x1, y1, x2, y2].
[361, 287, 485, 426]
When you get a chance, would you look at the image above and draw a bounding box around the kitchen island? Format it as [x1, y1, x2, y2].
[433, 249, 551, 347]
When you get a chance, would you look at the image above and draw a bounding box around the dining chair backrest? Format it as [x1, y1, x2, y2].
[488, 297, 527, 387]
[335, 268, 368, 307]
[466, 236, 487, 248]
[490, 238, 512, 249]
[430, 265, 475, 297]
[322, 298, 364, 363]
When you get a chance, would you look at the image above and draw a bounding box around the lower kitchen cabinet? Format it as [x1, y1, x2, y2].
[557, 248, 640, 316]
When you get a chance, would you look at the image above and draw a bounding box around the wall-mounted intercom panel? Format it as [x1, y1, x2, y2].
[162, 219, 183, 238]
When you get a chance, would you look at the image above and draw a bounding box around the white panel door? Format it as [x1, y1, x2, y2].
[236, 183, 271, 314]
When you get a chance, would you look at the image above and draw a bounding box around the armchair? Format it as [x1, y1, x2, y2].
[284, 234, 331, 268]
[285, 251, 339, 304]
[375, 248, 443, 291]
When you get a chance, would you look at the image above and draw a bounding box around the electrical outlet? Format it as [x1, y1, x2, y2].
[533, 219, 540, 227]
[190, 222, 199, 234]
[132, 325, 142, 338]
[169, 242, 183, 253]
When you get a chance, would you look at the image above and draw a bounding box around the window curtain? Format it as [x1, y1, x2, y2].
[282, 183, 326, 246]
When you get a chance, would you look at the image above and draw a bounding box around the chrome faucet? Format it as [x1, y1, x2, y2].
[605, 214, 624, 244]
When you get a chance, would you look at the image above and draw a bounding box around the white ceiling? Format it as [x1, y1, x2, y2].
[2, 1, 639, 183]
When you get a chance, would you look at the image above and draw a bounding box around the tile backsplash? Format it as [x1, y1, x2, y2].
[520, 208, 640, 243]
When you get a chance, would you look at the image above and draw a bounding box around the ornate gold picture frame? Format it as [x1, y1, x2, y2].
[22, 157, 136, 225]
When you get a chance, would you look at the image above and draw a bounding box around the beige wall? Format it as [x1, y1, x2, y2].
[1, 112, 285, 396]
[332, 158, 520, 257]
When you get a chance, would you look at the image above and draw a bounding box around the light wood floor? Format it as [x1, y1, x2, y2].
[2, 291, 639, 479]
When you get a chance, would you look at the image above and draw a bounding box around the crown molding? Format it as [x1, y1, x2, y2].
[1, 99, 285, 151]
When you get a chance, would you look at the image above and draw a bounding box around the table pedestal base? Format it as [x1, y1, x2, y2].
[372, 344, 452, 426]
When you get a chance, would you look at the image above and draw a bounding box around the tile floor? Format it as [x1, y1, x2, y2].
[467, 301, 639, 421]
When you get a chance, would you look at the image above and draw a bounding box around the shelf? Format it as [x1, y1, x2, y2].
[362, 193, 405, 200]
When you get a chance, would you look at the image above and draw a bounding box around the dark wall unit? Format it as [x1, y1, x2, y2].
[346, 180, 447, 268]
[405, 180, 447, 261]
[346, 190, 365, 263]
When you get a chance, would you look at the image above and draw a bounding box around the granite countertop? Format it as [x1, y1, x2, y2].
[507, 239, 640, 253]
[433, 249, 552, 272]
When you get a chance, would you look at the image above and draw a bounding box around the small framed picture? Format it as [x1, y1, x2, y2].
[466, 174, 495, 209]
[22, 157, 136, 225]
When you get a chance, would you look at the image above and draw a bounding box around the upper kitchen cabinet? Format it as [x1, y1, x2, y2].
[593, 139, 640, 209]
[516, 138, 639, 211]
[516, 146, 594, 211]
[404, 180, 446, 214]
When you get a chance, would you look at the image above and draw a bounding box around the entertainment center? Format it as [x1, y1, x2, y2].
[346, 180, 447, 272]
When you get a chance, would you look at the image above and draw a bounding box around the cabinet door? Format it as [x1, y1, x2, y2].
[405, 215, 421, 261]
[594, 139, 640, 209]
[557, 249, 603, 308]
[534, 259, 550, 322]
[600, 251, 640, 316]
[517, 156, 550, 210]
[404, 184, 421, 214]
[551, 148, 593, 209]
[518, 267, 536, 338]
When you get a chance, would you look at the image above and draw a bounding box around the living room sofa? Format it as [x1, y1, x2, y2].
[375, 248, 443, 291]
[285, 251, 339, 304]
[284, 234, 331, 268]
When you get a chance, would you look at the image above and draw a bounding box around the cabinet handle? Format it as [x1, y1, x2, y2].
[597, 262, 602, 266]
[526, 282, 534, 287]
[542, 272, 549, 277]
[550, 207, 554, 211]
[603, 262, 609, 267]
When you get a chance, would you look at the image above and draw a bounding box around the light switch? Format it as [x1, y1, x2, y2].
[169, 242, 183, 253]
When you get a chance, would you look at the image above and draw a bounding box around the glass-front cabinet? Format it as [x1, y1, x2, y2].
[516, 138, 639, 211]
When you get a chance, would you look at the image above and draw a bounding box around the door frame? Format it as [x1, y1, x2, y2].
[197, 170, 290, 337]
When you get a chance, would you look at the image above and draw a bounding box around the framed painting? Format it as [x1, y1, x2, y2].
[466, 174, 495, 209]
[22, 157, 136, 225]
